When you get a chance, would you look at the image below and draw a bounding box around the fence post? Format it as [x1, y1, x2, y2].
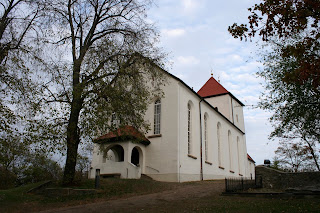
[241, 178, 244, 190]
[225, 178, 227, 192]
[95, 169, 100, 189]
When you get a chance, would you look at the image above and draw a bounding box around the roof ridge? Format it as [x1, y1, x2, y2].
[197, 77, 229, 97]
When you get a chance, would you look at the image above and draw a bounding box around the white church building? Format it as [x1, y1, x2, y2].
[89, 70, 255, 182]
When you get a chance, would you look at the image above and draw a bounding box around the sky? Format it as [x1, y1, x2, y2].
[147, 0, 279, 165]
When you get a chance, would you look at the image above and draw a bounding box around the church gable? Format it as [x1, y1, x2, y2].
[197, 76, 244, 107]
[197, 77, 229, 97]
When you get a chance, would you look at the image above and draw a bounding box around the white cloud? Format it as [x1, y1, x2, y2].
[230, 61, 263, 74]
[230, 54, 243, 63]
[176, 56, 200, 66]
[181, 0, 204, 15]
[162, 28, 186, 38]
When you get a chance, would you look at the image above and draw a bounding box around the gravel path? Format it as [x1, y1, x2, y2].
[40, 180, 225, 213]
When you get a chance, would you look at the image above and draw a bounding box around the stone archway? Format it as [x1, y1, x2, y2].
[131, 147, 139, 166]
[105, 144, 124, 162]
[131, 146, 143, 167]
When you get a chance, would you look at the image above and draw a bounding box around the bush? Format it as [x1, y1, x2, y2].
[0, 167, 17, 189]
[18, 156, 63, 185]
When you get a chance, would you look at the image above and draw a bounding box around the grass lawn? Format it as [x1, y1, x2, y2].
[0, 181, 49, 212]
[138, 195, 320, 213]
[0, 178, 179, 212]
[1, 178, 319, 213]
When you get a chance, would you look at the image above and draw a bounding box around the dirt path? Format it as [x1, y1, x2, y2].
[40, 180, 225, 213]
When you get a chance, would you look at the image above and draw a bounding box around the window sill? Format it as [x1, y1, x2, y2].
[188, 154, 197, 159]
[148, 134, 162, 138]
[219, 166, 225, 170]
[205, 161, 212, 165]
[230, 170, 235, 174]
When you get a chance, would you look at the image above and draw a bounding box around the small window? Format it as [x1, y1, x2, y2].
[204, 115, 208, 161]
[217, 122, 222, 166]
[188, 103, 192, 155]
[236, 114, 239, 123]
[237, 137, 241, 174]
[154, 99, 161, 134]
[228, 130, 232, 171]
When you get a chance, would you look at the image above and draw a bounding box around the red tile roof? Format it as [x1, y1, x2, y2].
[247, 154, 255, 163]
[94, 125, 150, 146]
[197, 77, 229, 97]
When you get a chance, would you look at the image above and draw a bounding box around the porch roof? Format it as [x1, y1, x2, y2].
[94, 125, 150, 146]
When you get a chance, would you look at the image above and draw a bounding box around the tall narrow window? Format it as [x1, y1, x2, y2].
[237, 137, 241, 174]
[154, 99, 161, 134]
[188, 103, 192, 154]
[217, 122, 221, 167]
[204, 115, 208, 161]
[228, 130, 233, 171]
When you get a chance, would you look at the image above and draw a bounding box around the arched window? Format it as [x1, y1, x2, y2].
[204, 114, 208, 161]
[188, 103, 192, 155]
[237, 136, 241, 174]
[131, 147, 140, 166]
[217, 122, 222, 167]
[228, 130, 233, 171]
[154, 99, 161, 134]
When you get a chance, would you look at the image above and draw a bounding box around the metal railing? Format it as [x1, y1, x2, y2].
[225, 177, 262, 192]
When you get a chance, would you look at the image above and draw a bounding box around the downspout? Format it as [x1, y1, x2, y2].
[178, 84, 181, 182]
[199, 99, 203, 181]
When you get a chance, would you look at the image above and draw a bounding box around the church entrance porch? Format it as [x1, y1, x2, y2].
[89, 141, 146, 179]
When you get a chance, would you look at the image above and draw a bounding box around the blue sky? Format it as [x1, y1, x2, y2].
[147, 0, 279, 165]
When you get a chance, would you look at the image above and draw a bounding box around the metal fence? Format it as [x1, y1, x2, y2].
[225, 177, 262, 192]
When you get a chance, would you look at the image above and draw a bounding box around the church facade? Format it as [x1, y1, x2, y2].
[89, 71, 255, 182]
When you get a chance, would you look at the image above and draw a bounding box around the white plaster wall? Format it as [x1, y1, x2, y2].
[151, 79, 249, 182]
[204, 95, 232, 121]
[199, 101, 250, 180]
[205, 95, 245, 133]
[143, 75, 180, 182]
[246, 160, 255, 179]
[177, 83, 203, 182]
[231, 99, 245, 132]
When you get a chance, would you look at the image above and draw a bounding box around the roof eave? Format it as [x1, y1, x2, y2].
[94, 136, 150, 146]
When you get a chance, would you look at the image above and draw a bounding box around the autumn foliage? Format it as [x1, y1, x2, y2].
[228, 0, 320, 88]
[229, 0, 320, 171]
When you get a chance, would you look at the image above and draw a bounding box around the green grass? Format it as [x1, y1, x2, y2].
[1, 179, 319, 213]
[0, 178, 179, 212]
[141, 195, 320, 213]
[0, 181, 48, 212]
